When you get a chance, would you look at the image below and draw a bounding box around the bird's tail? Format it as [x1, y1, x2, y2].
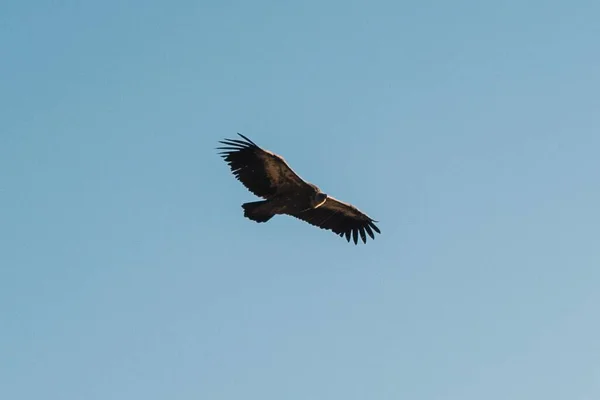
[242, 201, 275, 223]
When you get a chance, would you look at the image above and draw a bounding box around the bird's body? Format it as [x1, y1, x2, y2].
[217, 134, 381, 244]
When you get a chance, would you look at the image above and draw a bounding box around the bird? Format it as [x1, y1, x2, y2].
[217, 133, 381, 244]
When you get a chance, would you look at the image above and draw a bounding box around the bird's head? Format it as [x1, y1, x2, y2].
[314, 192, 328, 208]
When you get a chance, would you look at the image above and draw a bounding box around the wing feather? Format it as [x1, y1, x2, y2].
[292, 196, 381, 244]
[218, 133, 310, 198]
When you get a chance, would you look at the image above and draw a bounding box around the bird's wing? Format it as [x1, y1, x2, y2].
[292, 196, 381, 244]
[218, 133, 311, 198]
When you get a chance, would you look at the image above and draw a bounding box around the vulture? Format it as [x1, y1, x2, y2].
[217, 134, 381, 245]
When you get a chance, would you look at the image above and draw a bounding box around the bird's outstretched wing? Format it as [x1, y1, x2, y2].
[217, 133, 310, 198]
[292, 196, 381, 244]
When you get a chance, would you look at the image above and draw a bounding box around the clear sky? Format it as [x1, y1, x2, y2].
[1, 1, 599, 399]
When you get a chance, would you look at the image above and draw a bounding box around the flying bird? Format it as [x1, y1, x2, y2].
[217, 133, 381, 244]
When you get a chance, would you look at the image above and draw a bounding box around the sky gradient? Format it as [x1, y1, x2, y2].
[2, 1, 599, 399]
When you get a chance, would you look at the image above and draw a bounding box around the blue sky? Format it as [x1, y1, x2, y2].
[1, 0, 599, 399]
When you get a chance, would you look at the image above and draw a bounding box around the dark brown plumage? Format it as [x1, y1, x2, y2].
[217, 133, 381, 244]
